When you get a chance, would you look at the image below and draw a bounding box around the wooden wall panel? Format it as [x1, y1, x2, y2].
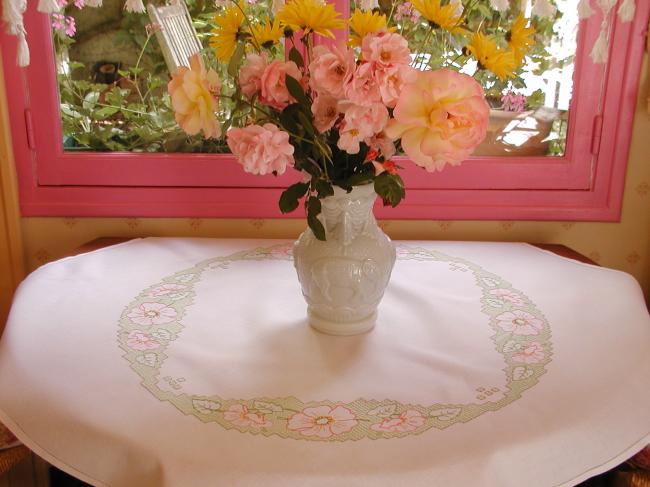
[0, 51, 25, 336]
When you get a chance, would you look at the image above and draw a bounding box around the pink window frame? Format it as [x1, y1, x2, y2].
[1, 3, 647, 220]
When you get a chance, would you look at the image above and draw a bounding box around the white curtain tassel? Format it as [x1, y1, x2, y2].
[37, 0, 59, 13]
[617, 0, 635, 22]
[590, 22, 609, 64]
[17, 30, 30, 66]
[578, 0, 594, 19]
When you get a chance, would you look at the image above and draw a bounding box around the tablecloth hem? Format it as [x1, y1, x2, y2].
[0, 407, 107, 487]
[556, 431, 650, 487]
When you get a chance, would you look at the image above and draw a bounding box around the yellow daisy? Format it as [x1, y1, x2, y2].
[465, 33, 516, 80]
[348, 9, 392, 46]
[507, 14, 535, 66]
[276, 0, 345, 39]
[249, 17, 284, 49]
[210, 2, 246, 62]
[410, 0, 464, 34]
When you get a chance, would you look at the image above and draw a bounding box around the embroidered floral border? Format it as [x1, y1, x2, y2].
[118, 244, 553, 441]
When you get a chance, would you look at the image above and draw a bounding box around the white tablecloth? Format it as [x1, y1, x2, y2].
[0, 238, 649, 487]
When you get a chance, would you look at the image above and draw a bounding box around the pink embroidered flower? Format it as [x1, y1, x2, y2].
[168, 54, 221, 139]
[512, 342, 545, 364]
[344, 62, 381, 107]
[148, 283, 187, 297]
[370, 409, 425, 433]
[239, 52, 269, 98]
[311, 94, 340, 133]
[126, 330, 160, 351]
[287, 405, 358, 438]
[259, 60, 302, 110]
[375, 64, 417, 108]
[361, 32, 411, 67]
[223, 404, 271, 428]
[385, 69, 489, 171]
[309, 44, 355, 98]
[489, 288, 525, 306]
[227, 123, 295, 175]
[495, 310, 544, 335]
[127, 302, 177, 326]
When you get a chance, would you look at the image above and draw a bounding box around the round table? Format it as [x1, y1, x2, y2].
[0, 238, 649, 487]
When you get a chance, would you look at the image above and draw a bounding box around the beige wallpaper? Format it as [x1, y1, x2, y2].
[21, 56, 650, 300]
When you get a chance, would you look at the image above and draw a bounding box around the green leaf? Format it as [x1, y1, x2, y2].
[306, 196, 326, 241]
[374, 173, 405, 208]
[94, 106, 120, 119]
[228, 42, 246, 78]
[285, 75, 310, 108]
[68, 61, 85, 71]
[288, 46, 304, 68]
[314, 179, 334, 199]
[279, 181, 309, 214]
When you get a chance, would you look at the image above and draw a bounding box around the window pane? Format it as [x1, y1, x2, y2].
[53, 0, 283, 153]
[352, 0, 578, 157]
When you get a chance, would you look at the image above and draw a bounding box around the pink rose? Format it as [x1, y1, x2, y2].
[309, 44, 355, 98]
[260, 60, 302, 110]
[366, 131, 396, 160]
[239, 52, 269, 98]
[337, 103, 387, 154]
[344, 62, 381, 107]
[167, 54, 221, 139]
[375, 64, 417, 108]
[311, 94, 340, 133]
[362, 32, 411, 67]
[227, 123, 295, 175]
[345, 102, 389, 136]
[386, 69, 489, 171]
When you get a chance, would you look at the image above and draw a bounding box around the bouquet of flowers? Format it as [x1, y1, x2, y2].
[167, 0, 537, 239]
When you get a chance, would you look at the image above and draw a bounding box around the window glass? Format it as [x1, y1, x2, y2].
[53, 0, 577, 156]
[54, 0, 284, 153]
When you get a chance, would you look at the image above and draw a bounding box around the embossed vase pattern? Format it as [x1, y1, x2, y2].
[293, 184, 396, 335]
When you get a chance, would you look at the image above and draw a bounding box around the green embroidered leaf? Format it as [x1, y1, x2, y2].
[279, 182, 310, 214]
[254, 401, 282, 414]
[512, 366, 534, 381]
[192, 399, 221, 414]
[429, 407, 461, 421]
[368, 404, 397, 417]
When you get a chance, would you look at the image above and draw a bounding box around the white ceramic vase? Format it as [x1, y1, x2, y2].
[293, 184, 396, 336]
